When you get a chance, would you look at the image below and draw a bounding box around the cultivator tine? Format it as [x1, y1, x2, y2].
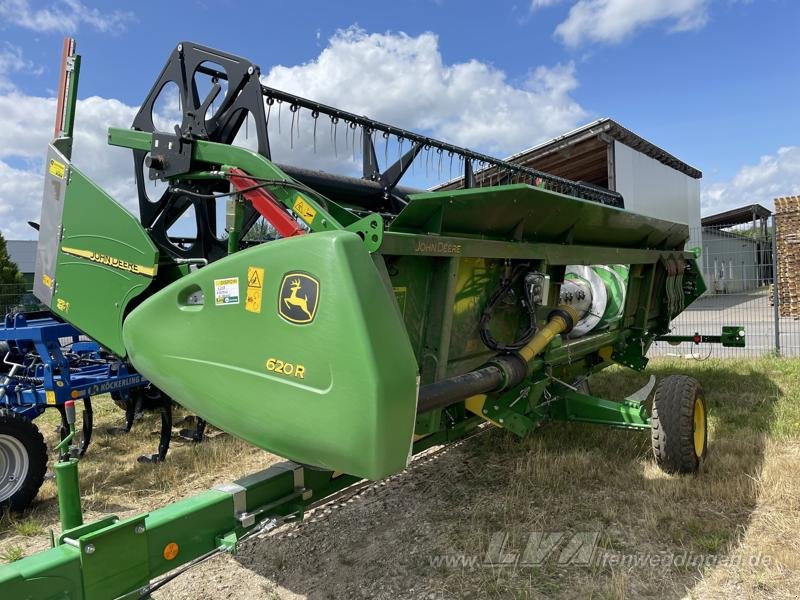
[178, 416, 207, 443]
[137, 399, 172, 464]
[78, 397, 92, 457]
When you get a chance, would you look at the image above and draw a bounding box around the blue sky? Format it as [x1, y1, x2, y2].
[0, 0, 798, 238]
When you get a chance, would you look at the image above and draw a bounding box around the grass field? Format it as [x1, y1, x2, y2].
[2, 357, 799, 599]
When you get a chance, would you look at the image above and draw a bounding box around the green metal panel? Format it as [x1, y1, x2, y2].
[0, 546, 83, 600]
[122, 231, 419, 480]
[379, 231, 693, 265]
[79, 515, 149, 599]
[49, 166, 158, 356]
[391, 184, 690, 249]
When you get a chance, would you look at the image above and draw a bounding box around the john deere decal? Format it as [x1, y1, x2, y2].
[278, 272, 319, 324]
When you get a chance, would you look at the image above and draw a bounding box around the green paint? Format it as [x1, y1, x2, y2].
[48, 165, 158, 356]
[54, 459, 83, 531]
[122, 231, 418, 480]
[227, 197, 245, 254]
[548, 388, 650, 430]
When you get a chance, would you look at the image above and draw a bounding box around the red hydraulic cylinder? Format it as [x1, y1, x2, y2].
[227, 168, 305, 238]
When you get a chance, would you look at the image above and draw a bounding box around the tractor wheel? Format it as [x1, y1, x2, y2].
[651, 375, 707, 474]
[0, 410, 48, 511]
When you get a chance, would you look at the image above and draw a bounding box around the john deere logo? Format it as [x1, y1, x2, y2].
[278, 272, 319, 324]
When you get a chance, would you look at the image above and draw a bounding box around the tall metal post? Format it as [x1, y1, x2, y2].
[771, 215, 780, 354]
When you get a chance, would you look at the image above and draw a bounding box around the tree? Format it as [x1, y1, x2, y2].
[243, 218, 278, 242]
[0, 232, 27, 314]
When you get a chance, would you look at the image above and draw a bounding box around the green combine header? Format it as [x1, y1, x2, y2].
[0, 40, 744, 599]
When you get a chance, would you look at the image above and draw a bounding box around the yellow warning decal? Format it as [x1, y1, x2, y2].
[245, 266, 264, 314]
[60, 246, 157, 277]
[42, 273, 53, 289]
[292, 196, 317, 224]
[45, 390, 56, 405]
[48, 159, 65, 179]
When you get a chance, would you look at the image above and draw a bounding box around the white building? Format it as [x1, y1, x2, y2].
[438, 118, 703, 249]
[507, 119, 702, 249]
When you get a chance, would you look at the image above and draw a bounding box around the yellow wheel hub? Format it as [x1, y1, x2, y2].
[693, 396, 706, 457]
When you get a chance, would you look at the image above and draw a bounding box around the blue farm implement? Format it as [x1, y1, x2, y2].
[0, 312, 160, 511]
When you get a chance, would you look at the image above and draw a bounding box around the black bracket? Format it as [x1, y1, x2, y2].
[381, 142, 423, 197]
[464, 159, 476, 189]
[147, 127, 193, 180]
[362, 128, 381, 181]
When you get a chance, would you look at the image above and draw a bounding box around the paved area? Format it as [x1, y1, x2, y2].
[649, 289, 800, 358]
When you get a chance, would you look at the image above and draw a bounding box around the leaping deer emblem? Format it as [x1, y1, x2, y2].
[284, 278, 313, 319]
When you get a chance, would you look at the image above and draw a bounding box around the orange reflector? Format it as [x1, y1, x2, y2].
[70, 390, 81, 399]
[163, 542, 179, 561]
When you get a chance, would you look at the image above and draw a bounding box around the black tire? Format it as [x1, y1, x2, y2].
[651, 375, 707, 474]
[0, 410, 48, 512]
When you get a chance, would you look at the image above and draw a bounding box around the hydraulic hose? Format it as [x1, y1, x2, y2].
[416, 305, 579, 414]
[415, 365, 505, 413]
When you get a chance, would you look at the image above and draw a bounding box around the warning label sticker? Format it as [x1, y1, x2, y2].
[293, 196, 317, 224]
[245, 266, 264, 314]
[214, 277, 240, 306]
[48, 159, 65, 179]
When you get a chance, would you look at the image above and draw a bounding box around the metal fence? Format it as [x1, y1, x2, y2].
[0, 283, 41, 317]
[649, 216, 800, 358]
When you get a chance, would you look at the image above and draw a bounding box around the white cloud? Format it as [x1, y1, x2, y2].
[702, 147, 800, 215]
[552, 0, 709, 46]
[0, 27, 591, 240]
[0, 43, 39, 91]
[0, 91, 138, 238]
[0, 0, 133, 34]
[531, 0, 564, 8]
[263, 27, 586, 157]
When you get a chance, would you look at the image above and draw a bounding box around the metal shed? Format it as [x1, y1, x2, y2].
[436, 118, 703, 248]
[700, 204, 773, 294]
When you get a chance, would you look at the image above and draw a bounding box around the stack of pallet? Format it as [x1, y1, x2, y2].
[775, 196, 800, 317]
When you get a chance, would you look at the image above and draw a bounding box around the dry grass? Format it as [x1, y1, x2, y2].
[2, 357, 800, 599]
[0, 398, 277, 558]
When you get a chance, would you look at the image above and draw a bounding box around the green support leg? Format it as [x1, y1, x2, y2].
[55, 459, 83, 531]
